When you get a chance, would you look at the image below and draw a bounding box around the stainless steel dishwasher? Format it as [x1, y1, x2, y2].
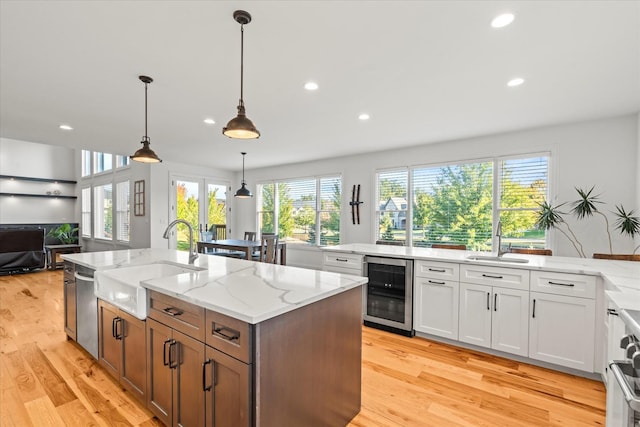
[74, 264, 98, 359]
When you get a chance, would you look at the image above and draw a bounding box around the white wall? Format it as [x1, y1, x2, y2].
[236, 114, 639, 267]
[0, 138, 76, 224]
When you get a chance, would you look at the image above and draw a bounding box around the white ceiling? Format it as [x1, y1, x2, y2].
[1, 1, 639, 172]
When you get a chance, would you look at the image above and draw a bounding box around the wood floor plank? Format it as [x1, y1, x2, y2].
[0, 269, 607, 427]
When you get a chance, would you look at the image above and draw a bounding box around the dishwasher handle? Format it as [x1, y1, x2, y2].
[74, 272, 95, 282]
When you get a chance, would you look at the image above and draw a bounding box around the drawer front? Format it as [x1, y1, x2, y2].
[415, 260, 459, 280]
[148, 291, 205, 342]
[530, 271, 596, 299]
[322, 252, 363, 273]
[323, 265, 364, 276]
[460, 265, 529, 290]
[205, 310, 252, 364]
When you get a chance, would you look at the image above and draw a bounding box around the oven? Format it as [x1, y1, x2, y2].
[363, 256, 413, 336]
[607, 308, 640, 426]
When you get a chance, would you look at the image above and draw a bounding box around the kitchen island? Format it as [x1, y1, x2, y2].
[62, 248, 367, 427]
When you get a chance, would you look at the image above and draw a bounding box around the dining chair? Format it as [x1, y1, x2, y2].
[510, 248, 552, 256]
[209, 224, 227, 241]
[431, 244, 467, 250]
[244, 231, 256, 241]
[258, 234, 279, 264]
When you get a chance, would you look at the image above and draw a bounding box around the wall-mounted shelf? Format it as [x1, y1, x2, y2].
[0, 175, 77, 184]
[0, 192, 77, 199]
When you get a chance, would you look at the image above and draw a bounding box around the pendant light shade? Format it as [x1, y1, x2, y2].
[223, 10, 260, 140]
[234, 152, 253, 198]
[131, 75, 162, 163]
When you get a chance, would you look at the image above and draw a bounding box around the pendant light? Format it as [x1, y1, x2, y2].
[130, 75, 162, 163]
[234, 152, 253, 198]
[223, 10, 260, 140]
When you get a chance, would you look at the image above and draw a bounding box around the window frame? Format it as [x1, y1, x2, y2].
[375, 152, 550, 250]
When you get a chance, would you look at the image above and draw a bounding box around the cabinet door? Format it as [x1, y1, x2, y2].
[97, 300, 121, 378]
[63, 276, 77, 340]
[459, 283, 492, 348]
[173, 330, 206, 427]
[120, 310, 146, 404]
[491, 288, 529, 357]
[529, 292, 596, 372]
[146, 318, 173, 426]
[414, 277, 459, 340]
[205, 346, 252, 427]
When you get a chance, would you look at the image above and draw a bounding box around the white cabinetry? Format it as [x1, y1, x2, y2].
[322, 252, 363, 276]
[529, 271, 596, 372]
[459, 265, 530, 357]
[414, 260, 459, 340]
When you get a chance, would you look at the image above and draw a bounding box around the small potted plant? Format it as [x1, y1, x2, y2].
[47, 223, 79, 245]
[535, 186, 640, 260]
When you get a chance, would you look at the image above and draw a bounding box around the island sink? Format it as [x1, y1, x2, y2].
[94, 262, 205, 319]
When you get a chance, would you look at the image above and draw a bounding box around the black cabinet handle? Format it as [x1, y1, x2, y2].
[202, 359, 213, 392]
[482, 274, 503, 279]
[169, 340, 178, 369]
[428, 268, 446, 273]
[494, 294, 497, 312]
[212, 324, 240, 341]
[163, 307, 184, 317]
[163, 339, 172, 367]
[548, 281, 575, 287]
[113, 317, 123, 340]
[607, 308, 619, 316]
[112, 317, 118, 339]
[532, 299, 536, 318]
[428, 280, 446, 285]
[336, 258, 349, 262]
[486, 292, 491, 310]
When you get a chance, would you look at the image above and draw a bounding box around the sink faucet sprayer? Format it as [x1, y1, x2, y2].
[163, 219, 199, 264]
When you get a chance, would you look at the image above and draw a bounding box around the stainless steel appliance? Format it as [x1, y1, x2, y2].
[608, 308, 640, 426]
[363, 256, 413, 336]
[75, 265, 98, 359]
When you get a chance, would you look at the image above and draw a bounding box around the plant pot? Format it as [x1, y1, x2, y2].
[593, 253, 640, 262]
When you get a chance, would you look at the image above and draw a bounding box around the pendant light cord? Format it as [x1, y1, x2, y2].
[144, 80, 149, 141]
[241, 152, 246, 183]
[240, 24, 244, 104]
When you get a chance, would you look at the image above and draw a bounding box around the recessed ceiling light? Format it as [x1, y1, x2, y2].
[507, 78, 525, 87]
[491, 13, 515, 28]
[59, 124, 73, 130]
[304, 82, 319, 91]
[358, 113, 370, 121]
[203, 118, 216, 125]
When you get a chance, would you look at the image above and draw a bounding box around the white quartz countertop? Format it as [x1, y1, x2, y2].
[62, 249, 367, 324]
[324, 244, 640, 302]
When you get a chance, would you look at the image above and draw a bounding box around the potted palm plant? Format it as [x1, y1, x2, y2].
[535, 186, 640, 260]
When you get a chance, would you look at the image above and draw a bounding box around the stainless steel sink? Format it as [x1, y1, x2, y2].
[466, 255, 529, 264]
[94, 261, 205, 319]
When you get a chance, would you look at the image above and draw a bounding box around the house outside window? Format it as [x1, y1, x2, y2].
[257, 175, 341, 246]
[81, 187, 91, 237]
[94, 183, 112, 240]
[115, 180, 130, 242]
[93, 152, 113, 174]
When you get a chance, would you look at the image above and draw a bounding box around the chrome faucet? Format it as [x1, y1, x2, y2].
[496, 220, 509, 257]
[163, 219, 199, 264]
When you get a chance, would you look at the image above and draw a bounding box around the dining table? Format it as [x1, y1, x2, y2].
[196, 239, 287, 265]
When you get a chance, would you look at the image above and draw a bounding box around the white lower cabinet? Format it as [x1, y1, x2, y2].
[529, 291, 595, 371]
[414, 277, 459, 339]
[458, 282, 529, 357]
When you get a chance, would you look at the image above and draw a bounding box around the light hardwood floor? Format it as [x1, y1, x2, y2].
[0, 270, 606, 426]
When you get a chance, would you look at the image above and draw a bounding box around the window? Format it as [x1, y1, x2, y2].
[81, 187, 91, 237]
[93, 152, 113, 174]
[377, 153, 550, 251]
[376, 169, 408, 244]
[412, 161, 493, 250]
[498, 156, 548, 249]
[81, 150, 91, 177]
[257, 175, 341, 246]
[116, 155, 130, 169]
[94, 184, 113, 240]
[115, 180, 130, 242]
